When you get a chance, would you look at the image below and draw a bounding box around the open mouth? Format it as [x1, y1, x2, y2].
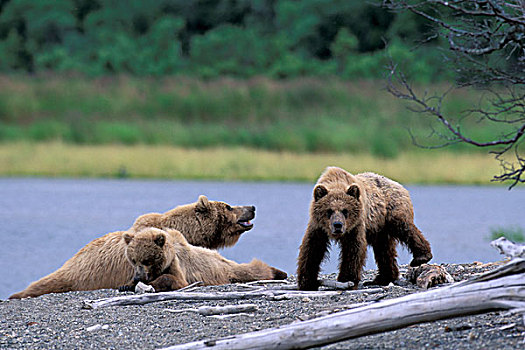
[237, 220, 254, 230]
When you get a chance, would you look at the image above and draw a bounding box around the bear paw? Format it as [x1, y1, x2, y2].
[410, 253, 433, 267]
[364, 276, 394, 286]
[298, 279, 320, 291]
[118, 284, 135, 292]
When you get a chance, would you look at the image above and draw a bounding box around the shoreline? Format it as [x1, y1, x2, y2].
[0, 142, 500, 185]
[2, 262, 523, 349]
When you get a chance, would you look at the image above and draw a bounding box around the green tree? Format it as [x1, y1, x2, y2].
[190, 24, 279, 77]
[0, 0, 77, 71]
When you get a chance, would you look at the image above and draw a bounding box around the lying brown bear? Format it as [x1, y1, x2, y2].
[120, 228, 287, 292]
[9, 196, 257, 299]
[130, 195, 256, 249]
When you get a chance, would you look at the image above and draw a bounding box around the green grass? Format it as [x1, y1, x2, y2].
[0, 75, 509, 156]
[490, 226, 525, 243]
[0, 142, 501, 184]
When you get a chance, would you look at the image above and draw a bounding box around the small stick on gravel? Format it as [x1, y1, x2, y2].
[164, 304, 258, 316]
[246, 280, 291, 285]
[247, 280, 355, 291]
[319, 279, 354, 290]
[177, 281, 203, 292]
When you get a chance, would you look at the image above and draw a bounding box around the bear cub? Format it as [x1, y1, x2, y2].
[121, 228, 287, 292]
[297, 166, 432, 290]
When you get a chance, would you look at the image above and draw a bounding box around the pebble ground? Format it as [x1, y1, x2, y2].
[1, 262, 523, 349]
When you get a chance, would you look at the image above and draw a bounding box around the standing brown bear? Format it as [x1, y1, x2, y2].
[297, 166, 432, 290]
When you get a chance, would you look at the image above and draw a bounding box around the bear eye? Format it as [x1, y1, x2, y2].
[225, 205, 233, 211]
[342, 209, 349, 218]
[326, 209, 333, 218]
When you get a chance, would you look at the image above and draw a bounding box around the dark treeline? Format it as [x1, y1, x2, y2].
[0, 0, 448, 81]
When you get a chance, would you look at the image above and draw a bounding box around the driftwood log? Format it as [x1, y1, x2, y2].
[490, 237, 525, 259]
[82, 289, 361, 309]
[407, 264, 454, 289]
[161, 258, 525, 350]
[83, 283, 380, 309]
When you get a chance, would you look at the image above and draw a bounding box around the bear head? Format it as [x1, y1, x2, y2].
[311, 183, 363, 239]
[194, 195, 256, 247]
[123, 228, 174, 285]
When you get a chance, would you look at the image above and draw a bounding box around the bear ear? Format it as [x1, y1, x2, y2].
[123, 233, 134, 245]
[313, 185, 328, 202]
[154, 233, 166, 247]
[196, 195, 210, 212]
[346, 184, 360, 200]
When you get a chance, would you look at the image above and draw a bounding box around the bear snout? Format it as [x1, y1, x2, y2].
[329, 211, 347, 235]
[133, 266, 149, 283]
[237, 206, 256, 229]
[331, 221, 345, 235]
[332, 221, 343, 232]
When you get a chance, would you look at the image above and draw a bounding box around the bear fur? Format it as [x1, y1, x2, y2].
[9, 196, 256, 299]
[130, 195, 256, 249]
[297, 166, 432, 291]
[9, 230, 133, 299]
[120, 228, 288, 292]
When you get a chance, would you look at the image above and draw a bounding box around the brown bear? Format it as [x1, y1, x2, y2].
[9, 230, 133, 299]
[120, 228, 287, 292]
[297, 166, 432, 291]
[130, 195, 255, 249]
[9, 196, 256, 299]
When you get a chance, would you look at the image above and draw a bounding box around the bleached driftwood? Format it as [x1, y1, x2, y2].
[160, 258, 525, 350]
[319, 279, 354, 289]
[407, 264, 454, 289]
[246, 279, 354, 290]
[164, 304, 258, 316]
[243, 279, 355, 291]
[134, 282, 155, 293]
[491, 237, 525, 259]
[83, 289, 341, 309]
[246, 280, 291, 285]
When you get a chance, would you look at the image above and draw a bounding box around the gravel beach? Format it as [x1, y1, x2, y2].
[2, 261, 524, 349]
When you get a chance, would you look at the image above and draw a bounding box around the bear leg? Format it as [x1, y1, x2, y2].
[297, 226, 329, 291]
[150, 273, 189, 292]
[393, 220, 432, 267]
[368, 233, 399, 285]
[337, 231, 366, 289]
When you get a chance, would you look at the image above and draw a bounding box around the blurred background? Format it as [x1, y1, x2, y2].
[0, 0, 524, 299]
[0, 0, 508, 178]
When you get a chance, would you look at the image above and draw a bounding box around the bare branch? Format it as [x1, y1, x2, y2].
[384, 0, 525, 187]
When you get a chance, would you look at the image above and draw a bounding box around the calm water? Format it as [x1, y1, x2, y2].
[1, 178, 524, 299]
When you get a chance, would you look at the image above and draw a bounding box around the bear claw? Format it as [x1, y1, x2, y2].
[118, 285, 134, 292]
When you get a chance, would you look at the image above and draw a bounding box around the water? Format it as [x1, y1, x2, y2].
[1, 178, 524, 299]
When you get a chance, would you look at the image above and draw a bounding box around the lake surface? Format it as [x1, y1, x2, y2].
[1, 178, 524, 299]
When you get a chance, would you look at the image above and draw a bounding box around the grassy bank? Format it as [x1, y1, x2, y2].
[0, 75, 505, 158]
[0, 142, 500, 184]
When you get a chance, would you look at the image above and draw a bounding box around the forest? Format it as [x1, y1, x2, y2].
[0, 0, 447, 81]
[0, 0, 523, 185]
